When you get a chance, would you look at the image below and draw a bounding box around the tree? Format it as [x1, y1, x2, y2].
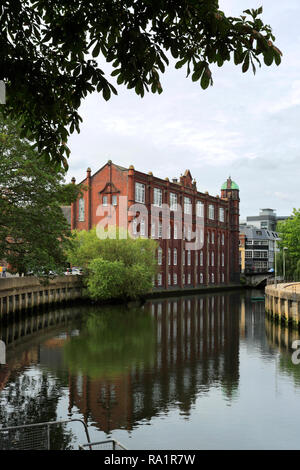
[0, 115, 83, 275]
[67, 227, 158, 300]
[276, 209, 300, 280]
[0, 2, 282, 167]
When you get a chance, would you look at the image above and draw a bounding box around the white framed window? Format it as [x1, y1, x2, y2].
[167, 224, 171, 239]
[168, 273, 171, 286]
[153, 187, 162, 207]
[173, 273, 177, 285]
[174, 224, 178, 239]
[184, 197, 192, 214]
[187, 226, 192, 241]
[222, 233, 225, 245]
[168, 248, 171, 266]
[170, 193, 178, 211]
[112, 195, 117, 206]
[182, 250, 185, 266]
[188, 273, 191, 284]
[200, 273, 204, 284]
[157, 273, 162, 286]
[151, 222, 156, 238]
[211, 251, 214, 266]
[196, 201, 204, 217]
[219, 207, 225, 222]
[103, 195, 108, 206]
[135, 182, 145, 203]
[211, 232, 215, 244]
[141, 218, 145, 237]
[78, 198, 85, 221]
[222, 252, 224, 267]
[132, 218, 137, 235]
[208, 204, 214, 220]
[158, 247, 162, 265]
[187, 250, 191, 266]
[245, 250, 252, 258]
[200, 251, 203, 266]
[211, 273, 214, 284]
[173, 248, 177, 266]
[158, 221, 162, 238]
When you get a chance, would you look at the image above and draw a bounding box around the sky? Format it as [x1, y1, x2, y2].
[66, 0, 300, 221]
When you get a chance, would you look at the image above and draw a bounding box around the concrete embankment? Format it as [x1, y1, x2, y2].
[265, 283, 300, 328]
[0, 276, 83, 319]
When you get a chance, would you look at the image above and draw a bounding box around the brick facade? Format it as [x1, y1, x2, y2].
[71, 161, 240, 289]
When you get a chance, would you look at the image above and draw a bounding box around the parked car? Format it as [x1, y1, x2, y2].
[71, 267, 83, 275]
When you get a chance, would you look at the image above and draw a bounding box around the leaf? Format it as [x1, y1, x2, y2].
[242, 53, 250, 73]
[175, 58, 188, 69]
[92, 42, 101, 58]
[200, 70, 210, 90]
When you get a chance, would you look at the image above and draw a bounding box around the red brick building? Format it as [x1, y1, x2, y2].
[70, 161, 240, 289]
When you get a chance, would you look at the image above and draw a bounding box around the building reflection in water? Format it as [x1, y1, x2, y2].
[67, 294, 241, 434]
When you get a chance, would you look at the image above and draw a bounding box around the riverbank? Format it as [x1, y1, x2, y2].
[265, 282, 300, 328]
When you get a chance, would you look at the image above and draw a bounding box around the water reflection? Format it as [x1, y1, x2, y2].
[0, 291, 299, 449]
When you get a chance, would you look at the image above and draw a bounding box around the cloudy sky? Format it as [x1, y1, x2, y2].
[66, 0, 300, 221]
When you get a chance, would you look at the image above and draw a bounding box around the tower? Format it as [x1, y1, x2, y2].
[221, 177, 240, 283]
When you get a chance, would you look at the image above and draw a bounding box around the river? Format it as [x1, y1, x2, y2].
[0, 289, 300, 450]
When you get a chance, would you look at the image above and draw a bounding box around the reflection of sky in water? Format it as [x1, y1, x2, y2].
[1, 291, 300, 449]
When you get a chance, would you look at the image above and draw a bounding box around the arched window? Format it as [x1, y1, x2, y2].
[78, 198, 85, 221]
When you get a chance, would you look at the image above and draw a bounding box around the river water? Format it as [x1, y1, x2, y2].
[0, 289, 300, 450]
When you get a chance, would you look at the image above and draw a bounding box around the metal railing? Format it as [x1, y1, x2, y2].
[79, 439, 127, 451]
[0, 419, 91, 450]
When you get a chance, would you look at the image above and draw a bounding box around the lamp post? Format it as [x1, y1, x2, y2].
[283, 247, 288, 282]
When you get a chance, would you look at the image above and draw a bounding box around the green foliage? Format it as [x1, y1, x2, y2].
[0, 2, 282, 167]
[63, 306, 155, 378]
[0, 114, 83, 275]
[68, 227, 158, 300]
[276, 209, 300, 280]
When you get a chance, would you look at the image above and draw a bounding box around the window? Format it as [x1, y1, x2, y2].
[173, 273, 177, 285]
[174, 224, 178, 239]
[168, 248, 171, 266]
[187, 226, 192, 241]
[211, 273, 215, 284]
[211, 232, 215, 244]
[170, 193, 178, 211]
[173, 248, 177, 266]
[188, 273, 191, 284]
[200, 251, 203, 266]
[222, 272, 225, 283]
[151, 222, 156, 238]
[132, 219, 137, 235]
[222, 233, 225, 245]
[183, 273, 186, 284]
[196, 251, 198, 266]
[157, 247, 162, 265]
[168, 273, 171, 286]
[219, 207, 225, 222]
[211, 251, 214, 266]
[167, 224, 171, 239]
[153, 187, 162, 207]
[182, 250, 185, 266]
[112, 195, 117, 206]
[209, 204, 214, 220]
[158, 221, 162, 238]
[196, 201, 204, 217]
[78, 198, 85, 221]
[157, 273, 162, 286]
[141, 218, 145, 236]
[102, 195, 108, 206]
[245, 250, 252, 258]
[222, 252, 224, 267]
[135, 182, 145, 203]
[187, 250, 191, 266]
[200, 273, 204, 284]
[184, 197, 192, 214]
